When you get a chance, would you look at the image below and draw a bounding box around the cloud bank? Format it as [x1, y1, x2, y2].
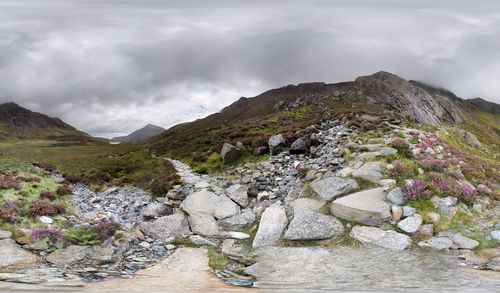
[0, 0, 499, 136]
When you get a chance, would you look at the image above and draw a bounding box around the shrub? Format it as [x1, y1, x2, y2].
[31, 227, 65, 243]
[33, 162, 55, 172]
[66, 227, 100, 245]
[427, 172, 457, 195]
[390, 138, 412, 158]
[40, 191, 56, 201]
[404, 179, 430, 200]
[56, 184, 72, 196]
[65, 174, 82, 184]
[93, 220, 120, 241]
[0, 201, 21, 223]
[459, 184, 478, 205]
[29, 200, 66, 216]
[150, 173, 180, 197]
[421, 156, 448, 171]
[0, 174, 21, 190]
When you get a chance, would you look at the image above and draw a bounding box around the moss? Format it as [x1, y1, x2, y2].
[207, 246, 230, 270]
[168, 239, 199, 247]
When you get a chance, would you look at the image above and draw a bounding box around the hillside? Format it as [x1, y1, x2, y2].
[149, 71, 500, 166]
[111, 124, 165, 143]
[0, 102, 96, 143]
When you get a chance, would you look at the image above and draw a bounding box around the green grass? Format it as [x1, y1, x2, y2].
[0, 140, 178, 192]
[207, 246, 230, 270]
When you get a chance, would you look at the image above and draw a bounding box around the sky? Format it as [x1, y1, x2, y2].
[0, 0, 499, 137]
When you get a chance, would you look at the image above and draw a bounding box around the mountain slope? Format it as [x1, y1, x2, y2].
[111, 124, 165, 143]
[149, 71, 499, 165]
[0, 102, 95, 142]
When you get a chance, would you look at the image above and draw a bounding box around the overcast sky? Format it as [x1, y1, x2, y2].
[0, 0, 499, 137]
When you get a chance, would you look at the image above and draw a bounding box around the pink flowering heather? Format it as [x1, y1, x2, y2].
[31, 227, 65, 242]
[459, 184, 478, 204]
[404, 179, 429, 200]
[0, 201, 21, 223]
[427, 172, 456, 194]
[41, 191, 56, 201]
[421, 156, 448, 171]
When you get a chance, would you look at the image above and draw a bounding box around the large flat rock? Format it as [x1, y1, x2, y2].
[244, 246, 500, 290]
[0, 239, 38, 272]
[180, 190, 240, 220]
[352, 161, 384, 183]
[46, 245, 90, 266]
[284, 198, 344, 240]
[330, 187, 391, 226]
[309, 177, 359, 201]
[350, 226, 412, 251]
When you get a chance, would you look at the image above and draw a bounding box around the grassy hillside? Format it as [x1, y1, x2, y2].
[0, 140, 179, 195]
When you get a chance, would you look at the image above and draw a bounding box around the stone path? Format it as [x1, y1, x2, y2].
[166, 158, 206, 185]
[88, 248, 245, 292]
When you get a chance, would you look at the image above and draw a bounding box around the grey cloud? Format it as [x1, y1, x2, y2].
[0, 0, 499, 137]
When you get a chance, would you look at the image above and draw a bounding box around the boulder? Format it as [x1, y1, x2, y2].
[438, 232, 479, 250]
[330, 187, 391, 226]
[417, 237, 454, 250]
[141, 201, 173, 220]
[221, 143, 241, 164]
[226, 184, 249, 207]
[350, 226, 412, 251]
[219, 209, 256, 229]
[352, 161, 384, 183]
[387, 187, 405, 205]
[268, 134, 286, 155]
[290, 136, 310, 154]
[397, 214, 422, 234]
[309, 177, 359, 201]
[380, 147, 398, 156]
[0, 239, 38, 272]
[284, 198, 344, 240]
[181, 190, 240, 220]
[46, 245, 90, 266]
[189, 235, 217, 246]
[188, 212, 220, 236]
[140, 213, 190, 240]
[252, 203, 288, 248]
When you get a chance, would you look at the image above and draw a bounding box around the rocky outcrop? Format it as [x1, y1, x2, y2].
[330, 188, 391, 226]
[284, 198, 344, 240]
[268, 134, 286, 155]
[0, 239, 38, 272]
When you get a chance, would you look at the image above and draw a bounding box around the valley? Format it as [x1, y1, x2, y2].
[0, 72, 499, 291]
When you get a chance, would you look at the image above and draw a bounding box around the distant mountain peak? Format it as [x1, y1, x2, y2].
[111, 124, 165, 143]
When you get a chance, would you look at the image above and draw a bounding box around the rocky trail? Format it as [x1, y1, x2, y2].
[1, 115, 499, 291]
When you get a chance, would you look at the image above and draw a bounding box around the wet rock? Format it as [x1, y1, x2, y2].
[140, 214, 190, 240]
[284, 198, 344, 240]
[268, 134, 286, 155]
[0, 239, 38, 272]
[350, 226, 412, 251]
[387, 187, 405, 205]
[397, 214, 422, 234]
[309, 177, 359, 201]
[226, 184, 249, 207]
[221, 143, 241, 164]
[46, 245, 90, 266]
[253, 203, 288, 248]
[330, 187, 391, 226]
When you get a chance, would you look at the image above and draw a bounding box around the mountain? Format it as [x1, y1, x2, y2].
[149, 71, 499, 164]
[111, 124, 165, 143]
[0, 102, 95, 142]
[466, 98, 500, 114]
